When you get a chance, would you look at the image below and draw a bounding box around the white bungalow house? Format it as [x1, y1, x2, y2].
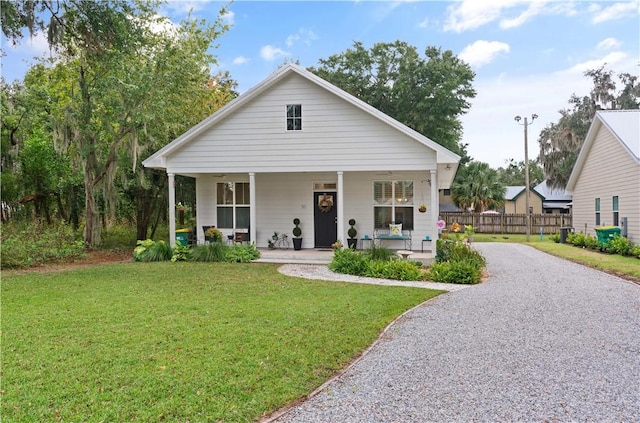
[566, 110, 640, 243]
[143, 63, 460, 250]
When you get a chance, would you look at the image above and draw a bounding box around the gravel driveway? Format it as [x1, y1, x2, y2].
[272, 243, 640, 422]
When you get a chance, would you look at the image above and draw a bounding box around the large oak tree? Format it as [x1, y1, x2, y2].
[538, 66, 639, 189]
[309, 41, 476, 160]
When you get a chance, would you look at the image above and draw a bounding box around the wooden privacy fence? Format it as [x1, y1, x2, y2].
[440, 212, 572, 235]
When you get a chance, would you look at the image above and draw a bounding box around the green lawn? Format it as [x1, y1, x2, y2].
[528, 242, 640, 280]
[471, 233, 553, 243]
[2, 262, 442, 422]
[472, 233, 640, 281]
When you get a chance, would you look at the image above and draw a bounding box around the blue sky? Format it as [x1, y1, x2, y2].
[2, 0, 639, 168]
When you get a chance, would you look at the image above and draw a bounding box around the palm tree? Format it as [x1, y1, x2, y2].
[451, 161, 505, 213]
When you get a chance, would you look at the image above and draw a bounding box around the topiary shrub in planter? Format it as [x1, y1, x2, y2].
[347, 218, 357, 249]
[292, 218, 303, 250]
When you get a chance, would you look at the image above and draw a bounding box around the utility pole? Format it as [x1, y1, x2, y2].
[514, 114, 538, 242]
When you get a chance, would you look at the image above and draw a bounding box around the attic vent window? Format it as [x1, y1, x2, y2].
[286, 104, 302, 131]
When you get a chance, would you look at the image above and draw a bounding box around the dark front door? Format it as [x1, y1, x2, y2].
[314, 192, 337, 248]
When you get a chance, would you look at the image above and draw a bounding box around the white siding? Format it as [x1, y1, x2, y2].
[166, 73, 437, 174]
[572, 125, 640, 242]
[196, 171, 435, 249]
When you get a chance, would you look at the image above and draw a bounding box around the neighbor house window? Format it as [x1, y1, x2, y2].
[612, 196, 619, 226]
[373, 181, 414, 230]
[595, 198, 600, 226]
[443, 189, 451, 196]
[217, 182, 250, 229]
[286, 104, 302, 131]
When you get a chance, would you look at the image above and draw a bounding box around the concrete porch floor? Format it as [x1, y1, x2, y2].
[255, 248, 433, 265]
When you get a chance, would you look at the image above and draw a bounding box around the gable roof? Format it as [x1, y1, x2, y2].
[504, 186, 525, 200]
[143, 63, 460, 170]
[533, 180, 572, 201]
[567, 110, 640, 191]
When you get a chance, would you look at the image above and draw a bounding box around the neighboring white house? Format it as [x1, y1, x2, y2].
[566, 110, 640, 243]
[143, 63, 460, 250]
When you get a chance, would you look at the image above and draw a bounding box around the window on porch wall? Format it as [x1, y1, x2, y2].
[217, 182, 250, 229]
[373, 181, 414, 230]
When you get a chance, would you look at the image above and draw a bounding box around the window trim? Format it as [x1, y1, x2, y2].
[217, 182, 250, 229]
[286, 104, 302, 131]
[373, 180, 414, 230]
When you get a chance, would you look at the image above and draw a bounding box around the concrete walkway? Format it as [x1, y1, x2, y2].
[271, 243, 640, 422]
[255, 248, 433, 265]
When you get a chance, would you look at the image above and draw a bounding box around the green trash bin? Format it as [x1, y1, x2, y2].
[594, 226, 621, 247]
[175, 228, 192, 246]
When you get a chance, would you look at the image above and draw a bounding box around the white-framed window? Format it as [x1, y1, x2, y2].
[373, 181, 414, 230]
[612, 196, 619, 226]
[595, 197, 600, 226]
[286, 104, 302, 131]
[217, 182, 250, 229]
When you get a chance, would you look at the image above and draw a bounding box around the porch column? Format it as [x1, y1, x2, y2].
[337, 171, 345, 248]
[430, 169, 438, 256]
[249, 172, 256, 244]
[168, 173, 176, 247]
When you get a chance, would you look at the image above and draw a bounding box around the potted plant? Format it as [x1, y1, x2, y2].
[418, 203, 427, 213]
[347, 218, 358, 249]
[204, 227, 223, 243]
[292, 218, 303, 250]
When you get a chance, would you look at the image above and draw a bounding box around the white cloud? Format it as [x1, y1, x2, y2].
[597, 37, 621, 51]
[563, 51, 629, 74]
[591, 1, 639, 24]
[444, 0, 523, 32]
[499, 1, 546, 29]
[260, 45, 289, 61]
[232, 56, 250, 65]
[164, 0, 209, 15]
[285, 28, 318, 47]
[459, 40, 510, 68]
[444, 0, 578, 32]
[222, 10, 235, 26]
[417, 17, 430, 28]
[285, 34, 299, 48]
[4, 30, 50, 55]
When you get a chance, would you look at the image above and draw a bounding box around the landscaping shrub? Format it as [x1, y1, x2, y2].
[365, 259, 424, 281]
[567, 232, 587, 247]
[189, 242, 228, 262]
[329, 248, 370, 275]
[604, 235, 633, 256]
[632, 245, 640, 259]
[550, 233, 561, 243]
[330, 248, 423, 281]
[0, 221, 86, 268]
[226, 243, 260, 263]
[171, 245, 191, 262]
[584, 234, 600, 250]
[133, 239, 172, 262]
[428, 260, 482, 284]
[364, 244, 396, 261]
[435, 239, 485, 268]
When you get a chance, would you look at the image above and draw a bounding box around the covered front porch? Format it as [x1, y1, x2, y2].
[167, 169, 448, 253]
